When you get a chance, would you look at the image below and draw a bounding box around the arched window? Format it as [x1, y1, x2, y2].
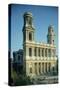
[29, 32, 32, 41]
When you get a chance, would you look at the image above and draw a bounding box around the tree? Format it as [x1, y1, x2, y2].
[11, 69, 33, 86]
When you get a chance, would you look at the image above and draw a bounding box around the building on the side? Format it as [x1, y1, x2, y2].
[22, 12, 57, 78]
[13, 49, 23, 73]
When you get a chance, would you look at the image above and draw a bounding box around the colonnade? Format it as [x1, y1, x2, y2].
[30, 62, 51, 75]
[26, 47, 56, 57]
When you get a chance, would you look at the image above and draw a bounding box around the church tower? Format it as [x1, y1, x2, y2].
[22, 12, 35, 43]
[22, 12, 57, 77]
[47, 25, 55, 45]
[22, 12, 35, 74]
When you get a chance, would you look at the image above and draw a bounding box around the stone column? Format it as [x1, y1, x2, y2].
[50, 63, 51, 73]
[51, 49, 52, 57]
[52, 49, 54, 57]
[42, 63, 44, 74]
[37, 47, 38, 57]
[44, 63, 46, 73]
[37, 63, 39, 75]
[39, 63, 40, 74]
[26, 30, 28, 41]
[32, 63, 35, 75]
[41, 63, 42, 74]
[47, 48, 48, 57]
[26, 62, 28, 75]
[39, 63, 41, 74]
[40, 48, 42, 57]
[45, 63, 47, 73]
[26, 46, 28, 56]
[44, 48, 45, 57]
[47, 63, 49, 73]
[32, 47, 34, 57]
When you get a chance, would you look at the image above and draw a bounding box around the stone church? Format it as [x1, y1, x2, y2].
[22, 12, 57, 77]
[13, 12, 57, 78]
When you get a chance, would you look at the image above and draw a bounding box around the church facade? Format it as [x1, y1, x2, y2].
[22, 12, 57, 78]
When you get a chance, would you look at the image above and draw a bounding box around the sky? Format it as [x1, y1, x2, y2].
[10, 4, 58, 58]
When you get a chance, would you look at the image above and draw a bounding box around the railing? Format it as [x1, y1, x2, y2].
[26, 56, 57, 60]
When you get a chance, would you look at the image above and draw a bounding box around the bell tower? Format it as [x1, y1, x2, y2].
[22, 12, 35, 74]
[47, 25, 55, 45]
[22, 12, 35, 43]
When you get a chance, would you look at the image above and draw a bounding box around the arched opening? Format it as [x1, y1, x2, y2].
[29, 32, 32, 41]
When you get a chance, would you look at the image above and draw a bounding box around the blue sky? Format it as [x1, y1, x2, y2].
[10, 4, 58, 58]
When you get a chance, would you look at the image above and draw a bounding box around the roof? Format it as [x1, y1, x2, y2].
[23, 12, 32, 17]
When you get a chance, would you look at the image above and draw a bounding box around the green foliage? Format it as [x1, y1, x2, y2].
[14, 75, 33, 86]
[11, 69, 33, 86]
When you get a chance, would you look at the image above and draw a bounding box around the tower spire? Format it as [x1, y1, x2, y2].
[47, 25, 55, 45]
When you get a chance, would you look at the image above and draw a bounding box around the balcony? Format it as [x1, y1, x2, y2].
[26, 56, 57, 61]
